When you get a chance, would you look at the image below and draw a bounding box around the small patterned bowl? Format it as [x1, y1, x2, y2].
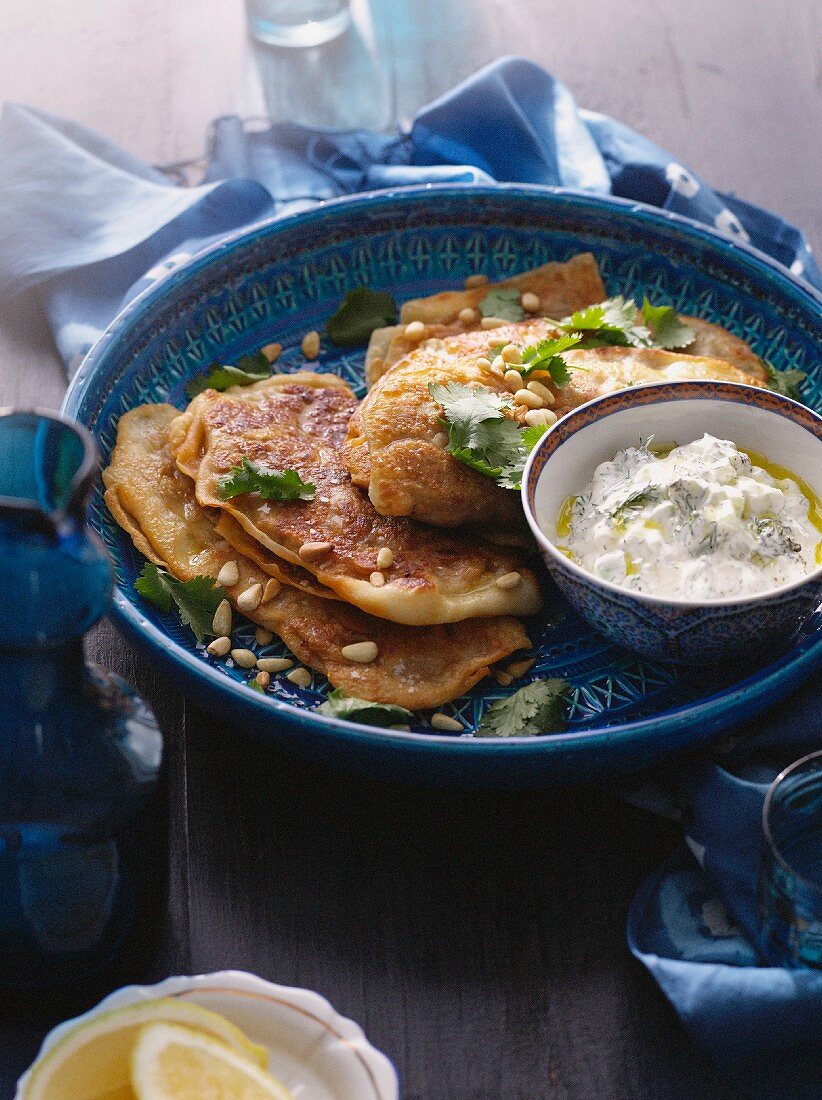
[522, 381, 822, 664]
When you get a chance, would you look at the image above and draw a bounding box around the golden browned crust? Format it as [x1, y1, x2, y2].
[103, 403, 531, 708]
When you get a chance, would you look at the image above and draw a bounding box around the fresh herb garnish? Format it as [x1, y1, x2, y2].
[316, 689, 415, 728]
[476, 678, 569, 738]
[427, 381, 544, 489]
[761, 360, 807, 402]
[185, 351, 272, 399]
[519, 332, 583, 383]
[325, 287, 398, 347]
[640, 299, 695, 349]
[556, 296, 651, 348]
[611, 487, 659, 525]
[135, 563, 226, 643]
[217, 458, 316, 502]
[478, 286, 525, 322]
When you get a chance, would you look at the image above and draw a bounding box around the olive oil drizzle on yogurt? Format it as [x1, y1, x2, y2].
[556, 434, 822, 599]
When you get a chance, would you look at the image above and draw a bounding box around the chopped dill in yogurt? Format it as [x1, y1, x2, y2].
[560, 433, 822, 599]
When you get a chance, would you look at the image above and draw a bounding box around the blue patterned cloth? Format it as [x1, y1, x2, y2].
[0, 56, 819, 1094]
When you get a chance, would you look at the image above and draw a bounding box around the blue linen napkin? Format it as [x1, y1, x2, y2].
[0, 56, 819, 1094]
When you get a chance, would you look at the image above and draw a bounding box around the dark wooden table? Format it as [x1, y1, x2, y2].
[0, 1, 819, 1095]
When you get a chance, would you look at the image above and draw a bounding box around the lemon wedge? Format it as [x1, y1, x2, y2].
[23, 997, 268, 1100]
[131, 1022, 294, 1099]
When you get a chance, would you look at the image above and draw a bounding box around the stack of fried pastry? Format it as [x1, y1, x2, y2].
[104, 253, 767, 710]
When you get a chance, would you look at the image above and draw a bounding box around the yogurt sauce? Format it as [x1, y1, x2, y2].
[559, 433, 822, 600]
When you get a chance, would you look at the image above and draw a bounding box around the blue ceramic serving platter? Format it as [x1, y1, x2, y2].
[63, 186, 822, 786]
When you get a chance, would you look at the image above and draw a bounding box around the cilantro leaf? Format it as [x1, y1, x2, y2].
[640, 299, 694, 350]
[478, 286, 525, 322]
[497, 423, 551, 490]
[520, 332, 583, 384]
[134, 563, 226, 642]
[186, 352, 272, 398]
[217, 458, 316, 502]
[325, 287, 398, 347]
[316, 689, 415, 728]
[762, 360, 807, 402]
[558, 295, 652, 349]
[475, 678, 569, 738]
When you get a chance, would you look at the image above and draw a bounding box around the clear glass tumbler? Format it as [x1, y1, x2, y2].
[758, 749, 822, 968]
[245, 0, 351, 47]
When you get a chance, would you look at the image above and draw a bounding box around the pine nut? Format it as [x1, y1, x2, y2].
[341, 641, 379, 664]
[475, 356, 492, 370]
[231, 648, 257, 669]
[261, 342, 282, 362]
[301, 330, 320, 359]
[521, 291, 541, 312]
[542, 409, 558, 426]
[514, 388, 543, 409]
[495, 571, 522, 589]
[236, 583, 263, 612]
[257, 657, 293, 672]
[504, 369, 523, 391]
[404, 320, 426, 341]
[207, 635, 231, 657]
[480, 316, 506, 329]
[255, 670, 270, 689]
[216, 560, 239, 587]
[254, 627, 274, 645]
[527, 380, 555, 405]
[286, 667, 312, 687]
[489, 361, 505, 378]
[299, 541, 333, 562]
[376, 547, 394, 569]
[506, 658, 536, 678]
[494, 670, 514, 687]
[458, 307, 478, 324]
[370, 571, 385, 587]
[261, 577, 281, 604]
[501, 343, 522, 364]
[465, 274, 488, 288]
[212, 599, 232, 636]
[524, 409, 550, 428]
[431, 712, 464, 732]
[432, 431, 448, 449]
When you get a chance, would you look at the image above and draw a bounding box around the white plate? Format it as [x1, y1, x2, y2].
[16, 970, 399, 1100]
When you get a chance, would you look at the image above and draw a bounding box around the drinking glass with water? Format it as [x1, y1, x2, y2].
[246, 0, 351, 47]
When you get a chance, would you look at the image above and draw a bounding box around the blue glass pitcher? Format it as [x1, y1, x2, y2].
[0, 408, 162, 986]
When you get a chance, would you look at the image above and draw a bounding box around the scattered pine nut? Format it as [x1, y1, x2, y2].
[257, 657, 293, 672]
[341, 641, 379, 664]
[465, 273, 489, 288]
[431, 712, 464, 732]
[370, 571, 385, 587]
[504, 369, 523, 391]
[254, 627, 274, 646]
[299, 541, 333, 562]
[254, 670, 271, 689]
[458, 306, 478, 324]
[231, 648, 257, 669]
[496, 571, 522, 589]
[514, 388, 543, 409]
[521, 291, 541, 312]
[236, 583, 263, 612]
[542, 409, 558, 426]
[527, 379, 555, 405]
[475, 356, 492, 370]
[480, 316, 506, 329]
[491, 355, 506, 374]
[212, 599, 232, 637]
[494, 670, 514, 687]
[404, 320, 426, 341]
[500, 343, 522, 365]
[286, 666, 312, 687]
[376, 546, 394, 569]
[506, 658, 536, 678]
[261, 342, 282, 362]
[261, 577, 281, 604]
[207, 635, 232, 657]
[216, 560, 239, 587]
[301, 330, 320, 359]
[524, 409, 551, 428]
[432, 431, 448, 448]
